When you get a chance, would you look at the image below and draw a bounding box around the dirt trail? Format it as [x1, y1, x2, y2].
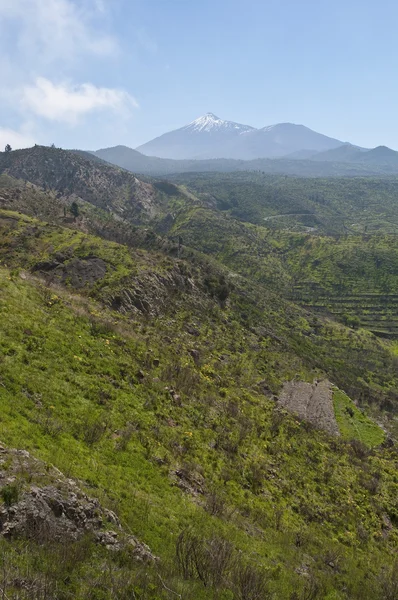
[278, 379, 340, 436]
[263, 213, 315, 221]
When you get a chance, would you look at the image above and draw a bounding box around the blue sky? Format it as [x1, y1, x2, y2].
[1, 0, 398, 150]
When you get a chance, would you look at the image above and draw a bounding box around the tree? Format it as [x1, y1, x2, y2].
[70, 201, 79, 219]
[4, 144, 11, 153]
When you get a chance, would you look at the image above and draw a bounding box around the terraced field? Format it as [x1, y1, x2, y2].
[291, 284, 398, 337]
[278, 234, 398, 338]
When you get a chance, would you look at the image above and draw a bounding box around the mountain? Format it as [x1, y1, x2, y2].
[357, 145, 398, 167]
[135, 113, 346, 160]
[312, 144, 398, 170]
[220, 122, 345, 160]
[90, 144, 174, 173]
[136, 113, 255, 159]
[311, 143, 366, 162]
[92, 144, 389, 178]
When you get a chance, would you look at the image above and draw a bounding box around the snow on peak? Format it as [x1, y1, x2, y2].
[185, 113, 253, 134]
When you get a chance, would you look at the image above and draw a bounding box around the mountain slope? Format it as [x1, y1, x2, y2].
[312, 144, 366, 162]
[136, 114, 346, 160]
[358, 145, 398, 167]
[1, 139, 398, 597]
[90, 144, 169, 172]
[223, 123, 345, 160]
[136, 113, 255, 159]
[312, 145, 398, 169]
[1, 207, 398, 598]
[0, 145, 159, 223]
[92, 145, 390, 177]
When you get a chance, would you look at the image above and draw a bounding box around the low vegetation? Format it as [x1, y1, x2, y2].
[0, 148, 398, 598]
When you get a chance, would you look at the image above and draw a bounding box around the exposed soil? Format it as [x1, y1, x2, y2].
[279, 379, 340, 436]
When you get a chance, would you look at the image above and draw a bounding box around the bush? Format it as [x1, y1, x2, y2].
[176, 529, 234, 588]
[1, 483, 19, 507]
[233, 563, 270, 600]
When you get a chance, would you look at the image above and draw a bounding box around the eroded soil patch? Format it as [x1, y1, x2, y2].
[279, 379, 340, 436]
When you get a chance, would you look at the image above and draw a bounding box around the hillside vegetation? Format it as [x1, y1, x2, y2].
[0, 147, 398, 598]
[0, 212, 397, 599]
[0, 146, 160, 223]
[169, 172, 398, 234]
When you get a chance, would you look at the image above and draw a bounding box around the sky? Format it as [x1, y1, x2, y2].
[2, 0, 398, 151]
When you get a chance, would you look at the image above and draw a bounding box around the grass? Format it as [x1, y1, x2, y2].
[333, 389, 385, 447]
[0, 192, 398, 597]
[0, 256, 397, 597]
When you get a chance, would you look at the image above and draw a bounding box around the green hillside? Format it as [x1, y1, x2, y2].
[0, 212, 397, 599]
[283, 233, 398, 338]
[169, 172, 398, 234]
[0, 149, 398, 598]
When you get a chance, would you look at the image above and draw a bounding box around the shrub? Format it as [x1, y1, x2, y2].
[176, 529, 234, 588]
[232, 563, 270, 600]
[1, 483, 19, 507]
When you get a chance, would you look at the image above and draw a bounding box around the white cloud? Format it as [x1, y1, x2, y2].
[0, 0, 139, 146]
[22, 78, 138, 125]
[0, 0, 118, 64]
[0, 127, 35, 150]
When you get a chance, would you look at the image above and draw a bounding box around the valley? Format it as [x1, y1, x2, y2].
[0, 145, 397, 599]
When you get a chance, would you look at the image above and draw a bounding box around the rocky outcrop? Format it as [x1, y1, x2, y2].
[0, 446, 156, 561]
[106, 267, 197, 316]
[32, 256, 107, 288]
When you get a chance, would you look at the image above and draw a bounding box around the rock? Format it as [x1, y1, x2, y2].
[169, 390, 181, 405]
[382, 514, 392, 533]
[128, 536, 158, 562]
[104, 509, 121, 528]
[171, 469, 204, 496]
[32, 257, 107, 289]
[95, 530, 119, 549]
[185, 325, 200, 337]
[188, 349, 200, 364]
[0, 446, 156, 560]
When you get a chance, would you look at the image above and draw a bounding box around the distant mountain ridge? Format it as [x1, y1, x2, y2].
[136, 113, 347, 160]
[91, 143, 398, 178]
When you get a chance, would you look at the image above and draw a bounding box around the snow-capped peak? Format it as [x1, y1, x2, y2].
[184, 113, 254, 134]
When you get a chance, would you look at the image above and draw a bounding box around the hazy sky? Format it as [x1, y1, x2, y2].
[1, 0, 398, 150]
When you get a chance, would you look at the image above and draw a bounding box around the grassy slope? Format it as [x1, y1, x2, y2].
[169, 172, 398, 234]
[162, 193, 398, 342]
[0, 146, 161, 224]
[280, 233, 398, 337]
[333, 390, 385, 447]
[5, 156, 398, 343]
[1, 271, 398, 600]
[0, 210, 398, 597]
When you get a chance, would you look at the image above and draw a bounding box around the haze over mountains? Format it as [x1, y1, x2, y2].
[89, 113, 398, 177]
[135, 113, 346, 160]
